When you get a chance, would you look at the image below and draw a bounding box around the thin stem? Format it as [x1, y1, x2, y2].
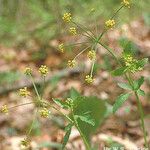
[71, 105, 91, 150]
[46, 102, 74, 124]
[90, 45, 97, 77]
[72, 21, 96, 40]
[29, 74, 41, 101]
[65, 41, 90, 47]
[9, 102, 34, 110]
[135, 91, 149, 148]
[26, 109, 38, 136]
[77, 21, 96, 38]
[110, 5, 124, 20]
[41, 76, 46, 99]
[74, 46, 91, 60]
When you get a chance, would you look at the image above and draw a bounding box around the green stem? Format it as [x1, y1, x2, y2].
[72, 21, 96, 40]
[74, 120, 91, 150]
[135, 92, 149, 148]
[71, 106, 91, 150]
[97, 41, 149, 148]
[74, 46, 91, 60]
[9, 102, 34, 110]
[30, 75, 41, 101]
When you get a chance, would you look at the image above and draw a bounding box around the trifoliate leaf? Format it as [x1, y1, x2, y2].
[113, 93, 131, 113]
[75, 114, 95, 126]
[111, 67, 126, 76]
[117, 82, 132, 90]
[72, 96, 106, 142]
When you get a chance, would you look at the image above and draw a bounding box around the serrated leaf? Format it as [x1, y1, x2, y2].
[137, 89, 145, 96]
[75, 114, 95, 126]
[111, 67, 126, 76]
[113, 93, 131, 113]
[118, 82, 132, 90]
[62, 124, 72, 150]
[133, 76, 144, 90]
[72, 96, 106, 142]
[53, 98, 69, 109]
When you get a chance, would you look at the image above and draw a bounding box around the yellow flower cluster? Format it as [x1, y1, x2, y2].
[122, 0, 130, 8]
[67, 59, 76, 68]
[39, 108, 50, 118]
[85, 75, 94, 84]
[24, 67, 32, 75]
[1, 105, 8, 114]
[58, 43, 65, 53]
[87, 50, 96, 60]
[62, 13, 72, 22]
[105, 19, 115, 28]
[39, 65, 48, 76]
[123, 54, 142, 73]
[123, 54, 134, 66]
[21, 138, 30, 148]
[19, 87, 30, 97]
[69, 27, 77, 35]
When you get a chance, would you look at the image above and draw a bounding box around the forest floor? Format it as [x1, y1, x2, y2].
[0, 17, 150, 150]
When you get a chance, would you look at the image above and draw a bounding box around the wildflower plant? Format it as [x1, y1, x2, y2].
[57, 0, 149, 149]
[0, 0, 149, 149]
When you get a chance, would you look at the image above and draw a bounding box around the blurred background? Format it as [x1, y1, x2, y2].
[0, 0, 150, 149]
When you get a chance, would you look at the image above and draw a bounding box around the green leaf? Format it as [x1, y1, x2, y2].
[133, 76, 144, 90]
[119, 37, 139, 55]
[111, 67, 126, 76]
[62, 124, 72, 150]
[75, 114, 95, 126]
[70, 87, 80, 100]
[137, 89, 145, 96]
[117, 82, 132, 90]
[53, 98, 69, 109]
[113, 93, 131, 113]
[137, 58, 148, 68]
[72, 96, 107, 142]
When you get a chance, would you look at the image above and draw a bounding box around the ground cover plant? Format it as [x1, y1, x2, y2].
[0, 0, 150, 149]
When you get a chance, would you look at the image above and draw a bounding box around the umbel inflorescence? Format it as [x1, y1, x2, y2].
[58, 0, 134, 85]
[0, 65, 50, 148]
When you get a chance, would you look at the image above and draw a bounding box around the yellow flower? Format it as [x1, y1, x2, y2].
[58, 43, 65, 53]
[1, 105, 9, 114]
[85, 75, 94, 84]
[69, 27, 77, 35]
[39, 65, 48, 76]
[122, 0, 130, 8]
[39, 108, 50, 118]
[67, 60, 76, 68]
[19, 87, 30, 97]
[20, 138, 30, 148]
[24, 67, 32, 75]
[62, 13, 72, 22]
[105, 19, 115, 29]
[87, 50, 96, 60]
